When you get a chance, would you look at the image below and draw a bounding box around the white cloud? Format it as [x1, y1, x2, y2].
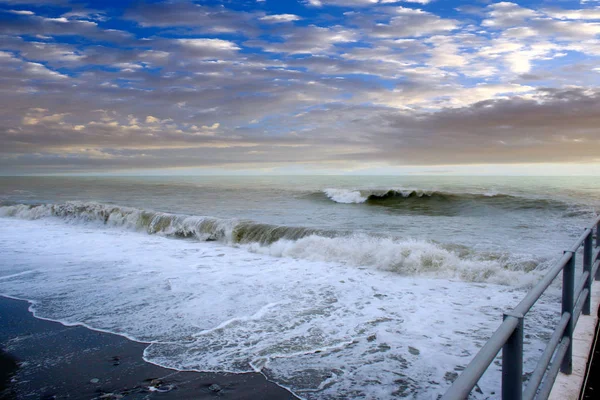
[201, 122, 220, 130]
[25, 62, 68, 79]
[531, 18, 600, 39]
[368, 7, 458, 38]
[44, 17, 69, 23]
[9, 9, 35, 15]
[482, 2, 538, 28]
[23, 111, 69, 125]
[246, 25, 357, 54]
[303, 0, 431, 6]
[544, 7, 600, 20]
[177, 38, 240, 51]
[427, 36, 468, 68]
[367, 82, 534, 109]
[260, 14, 301, 23]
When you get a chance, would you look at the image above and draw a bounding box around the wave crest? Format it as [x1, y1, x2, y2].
[0, 201, 547, 285]
[0, 202, 324, 245]
[322, 188, 574, 212]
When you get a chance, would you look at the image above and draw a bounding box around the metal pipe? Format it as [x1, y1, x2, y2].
[576, 271, 590, 303]
[560, 252, 575, 374]
[594, 259, 600, 281]
[440, 316, 520, 400]
[502, 313, 524, 400]
[569, 228, 592, 253]
[583, 232, 592, 315]
[594, 247, 600, 280]
[522, 312, 570, 400]
[536, 338, 571, 400]
[572, 288, 589, 329]
[512, 252, 571, 317]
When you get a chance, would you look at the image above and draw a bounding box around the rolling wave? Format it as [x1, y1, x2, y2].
[0, 202, 324, 245]
[321, 188, 578, 213]
[0, 201, 548, 285]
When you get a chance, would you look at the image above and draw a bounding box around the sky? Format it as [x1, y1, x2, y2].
[1, 0, 600, 175]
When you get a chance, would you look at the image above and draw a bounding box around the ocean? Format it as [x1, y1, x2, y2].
[1, 175, 599, 399]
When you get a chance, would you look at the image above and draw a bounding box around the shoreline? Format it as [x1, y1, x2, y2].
[0, 296, 298, 400]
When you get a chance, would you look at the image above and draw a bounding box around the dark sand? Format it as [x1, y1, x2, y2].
[0, 296, 298, 400]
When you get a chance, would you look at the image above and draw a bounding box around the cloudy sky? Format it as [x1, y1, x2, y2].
[1, 0, 600, 174]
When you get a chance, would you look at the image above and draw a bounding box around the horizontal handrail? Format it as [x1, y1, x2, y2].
[576, 271, 590, 300]
[440, 316, 520, 399]
[573, 288, 589, 328]
[536, 338, 571, 399]
[569, 228, 593, 253]
[442, 216, 600, 400]
[512, 252, 571, 316]
[522, 312, 570, 400]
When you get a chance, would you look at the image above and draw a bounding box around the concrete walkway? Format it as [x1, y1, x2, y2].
[580, 304, 599, 400]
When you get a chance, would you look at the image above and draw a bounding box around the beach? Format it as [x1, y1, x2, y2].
[0, 296, 297, 399]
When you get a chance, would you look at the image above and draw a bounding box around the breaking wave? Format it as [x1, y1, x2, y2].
[0, 201, 548, 286]
[321, 188, 579, 213]
[0, 201, 324, 244]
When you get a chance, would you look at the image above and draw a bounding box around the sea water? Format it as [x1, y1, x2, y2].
[0, 175, 598, 398]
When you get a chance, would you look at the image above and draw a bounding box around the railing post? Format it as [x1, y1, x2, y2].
[561, 251, 575, 374]
[583, 231, 593, 315]
[502, 313, 523, 400]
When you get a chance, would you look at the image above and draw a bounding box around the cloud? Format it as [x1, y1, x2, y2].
[259, 14, 301, 23]
[362, 87, 600, 165]
[482, 2, 539, 28]
[0, 9, 132, 43]
[0, 50, 68, 80]
[302, 0, 432, 7]
[543, 7, 600, 20]
[1, 0, 600, 173]
[4, 88, 600, 172]
[366, 82, 535, 109]
[0, 0, 68, 4]
[202, 122, 220, 130]
[245, 25, 357, 54]
[7, 9, 35, 15]
[125, 1, 256, 35]
[177, 38, 240, 52]
[367, 7, 459, 38]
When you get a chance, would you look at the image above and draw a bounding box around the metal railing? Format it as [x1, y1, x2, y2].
[442, 216, 600, 400]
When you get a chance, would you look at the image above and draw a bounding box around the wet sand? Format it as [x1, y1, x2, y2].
[0, 296, 298, 400]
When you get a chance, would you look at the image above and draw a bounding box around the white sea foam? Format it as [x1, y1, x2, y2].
[0, 217, 561, 399]
[323, 189, 367, 204]
[0, 202, 548, 286]
[246, 234, 544, 286]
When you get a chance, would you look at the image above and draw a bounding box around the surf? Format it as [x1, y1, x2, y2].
[0, 201, 549, 286]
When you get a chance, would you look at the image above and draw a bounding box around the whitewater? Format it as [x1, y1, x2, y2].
[1, 175, 599, 398]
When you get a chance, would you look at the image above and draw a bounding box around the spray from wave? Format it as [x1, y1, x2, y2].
[0, 201, 548, 286]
